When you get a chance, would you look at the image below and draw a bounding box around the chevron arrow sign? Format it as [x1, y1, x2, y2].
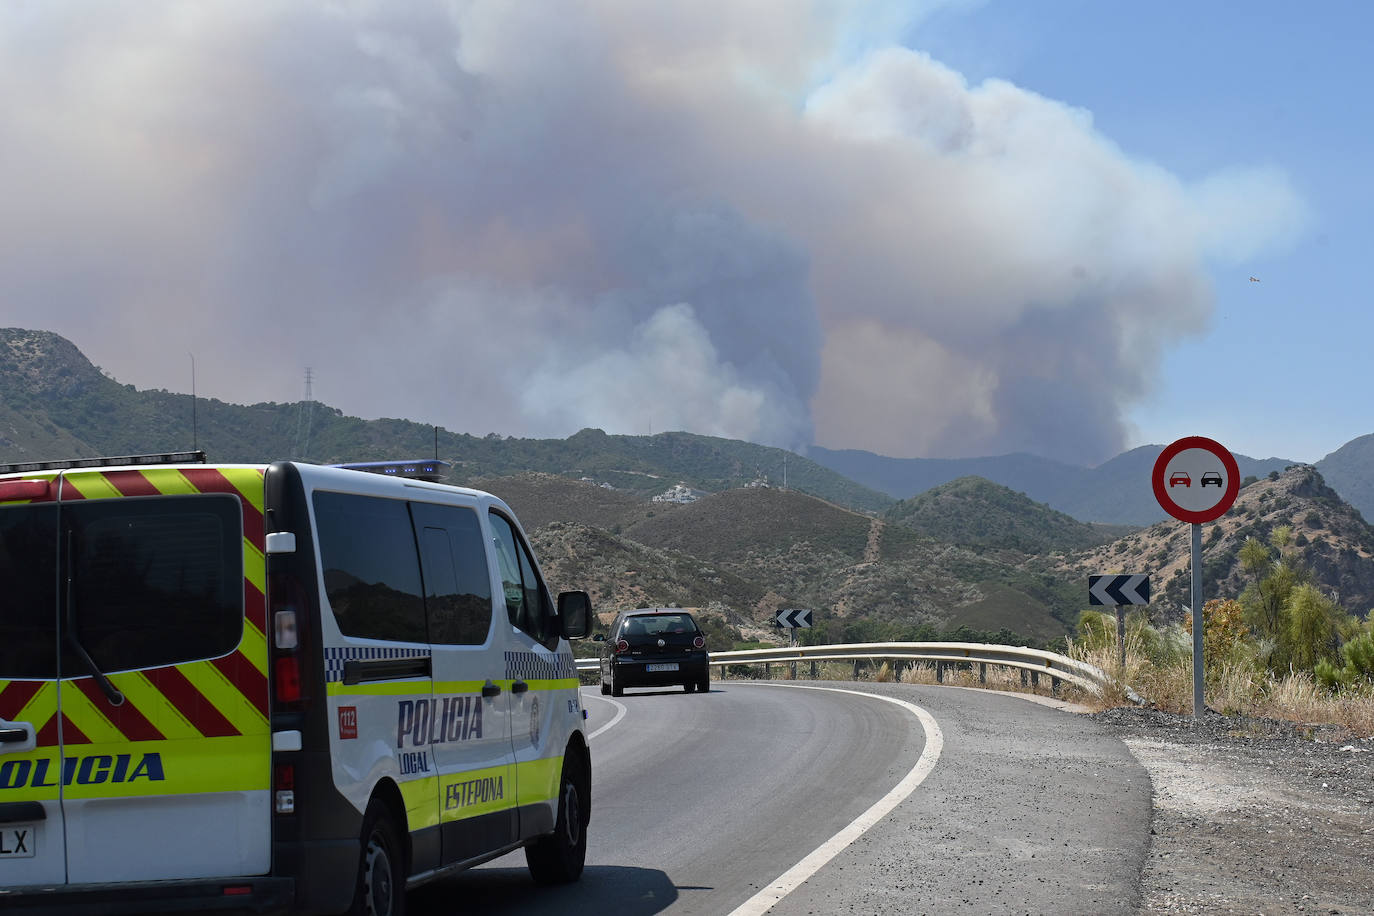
[1088, 575, 1150, 606]
[776, 608, 813, 628]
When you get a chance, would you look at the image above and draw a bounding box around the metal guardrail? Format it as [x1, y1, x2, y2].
[575, 641, 1112, 695]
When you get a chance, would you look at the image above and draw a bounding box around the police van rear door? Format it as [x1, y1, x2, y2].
[0, 472, 66, 886]
[54, 467, 272, 884]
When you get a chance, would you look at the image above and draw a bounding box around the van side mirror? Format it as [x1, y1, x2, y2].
[557, 590, 592, 639]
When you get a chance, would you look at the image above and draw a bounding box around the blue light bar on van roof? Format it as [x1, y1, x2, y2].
[332, 459, 451, 483]
[0, 450, 208, 475]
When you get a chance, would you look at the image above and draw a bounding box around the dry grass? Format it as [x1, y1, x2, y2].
[1067, 637, 1374, 738]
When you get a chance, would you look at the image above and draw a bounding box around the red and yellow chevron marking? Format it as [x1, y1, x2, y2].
[2, 659, 269, 748]
[0, 679, 55, 726]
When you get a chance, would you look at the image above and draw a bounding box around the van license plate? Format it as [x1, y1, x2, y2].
[646, 663, 679, 672]
[0, 825, 35, 858]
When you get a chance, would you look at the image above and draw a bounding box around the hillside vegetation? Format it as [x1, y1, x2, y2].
[886, 475, 1122, 554]
[0, 328, 892, 512]
[5, 327, 1374, 654]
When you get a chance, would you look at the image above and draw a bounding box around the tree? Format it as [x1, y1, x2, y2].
[1237, 530, 1334, 674]
[1283, 584, 1342, 671]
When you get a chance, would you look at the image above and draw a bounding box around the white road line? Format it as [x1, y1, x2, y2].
[725, 683, 944, 916]
[578, 688, 628, 740]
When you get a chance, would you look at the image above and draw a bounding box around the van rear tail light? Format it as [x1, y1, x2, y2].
[268, 571, 309, 707]
[615, 638, 629, 654]
[274, 610, 298, 649]
[274, 763, 296, 815]
[693, 635, 705, 649]
[274, 657, 301, 703]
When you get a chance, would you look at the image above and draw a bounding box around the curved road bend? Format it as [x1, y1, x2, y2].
[410, 681, 1151, 915]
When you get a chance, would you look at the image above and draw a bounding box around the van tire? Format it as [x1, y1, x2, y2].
[348, 800, 407, 916]
[525, 754, 587, 885]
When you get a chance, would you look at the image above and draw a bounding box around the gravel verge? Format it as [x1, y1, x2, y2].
[1090, 706, 1374, 915]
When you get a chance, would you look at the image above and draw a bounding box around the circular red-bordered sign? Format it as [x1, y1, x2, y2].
[1152, 436, 1240, 523]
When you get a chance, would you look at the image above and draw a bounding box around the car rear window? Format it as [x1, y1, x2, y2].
[622, 613, 698, 636]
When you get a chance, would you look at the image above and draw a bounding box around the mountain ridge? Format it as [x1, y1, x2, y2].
[808, 443, 1314, 525]
[5, 327, 1374, 641]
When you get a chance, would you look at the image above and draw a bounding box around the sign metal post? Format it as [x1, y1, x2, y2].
[1191, 522, 1204, 716]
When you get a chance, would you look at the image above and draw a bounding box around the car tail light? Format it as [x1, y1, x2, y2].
[615, 638, 629, 654]
[693, 635, 705, 649]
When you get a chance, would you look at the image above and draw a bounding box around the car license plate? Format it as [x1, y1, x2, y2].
[645, 663, 679, 672]
[0, 825, 36, 858]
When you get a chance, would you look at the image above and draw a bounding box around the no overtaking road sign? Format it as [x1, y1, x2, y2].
[1152, 436, 1239, 524]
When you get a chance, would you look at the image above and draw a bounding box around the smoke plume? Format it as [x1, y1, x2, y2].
[0, 1, 1306, 463]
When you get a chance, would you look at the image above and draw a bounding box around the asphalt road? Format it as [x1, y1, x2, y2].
[410, 680, 1151, 915]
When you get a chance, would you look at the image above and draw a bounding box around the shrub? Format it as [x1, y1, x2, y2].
[1315, 630, 1374, 690]
[1183, 598, 1254, 676]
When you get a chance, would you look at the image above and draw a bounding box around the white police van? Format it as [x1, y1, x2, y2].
[0, 453, 592, 914]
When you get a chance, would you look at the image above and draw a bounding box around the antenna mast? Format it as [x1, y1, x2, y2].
[294, 368, 315, 461]
[189, 352, 197, 451]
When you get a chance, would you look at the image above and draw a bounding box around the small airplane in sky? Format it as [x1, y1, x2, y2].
[1249, 276, 1261, 282]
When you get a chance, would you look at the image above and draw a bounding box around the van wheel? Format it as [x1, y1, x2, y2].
[525, 754, 587, 885]
[349, 800, 406, 916]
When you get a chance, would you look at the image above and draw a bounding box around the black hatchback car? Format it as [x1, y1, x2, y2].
[599, 608, 710, 695]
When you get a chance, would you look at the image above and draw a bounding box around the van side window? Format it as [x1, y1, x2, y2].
[0, 504, 59, 678]
[313, 491, 426, 643]
[488, 511, 555, 648]
[411, 502, 494, 646]
[67, 495, 243, 672]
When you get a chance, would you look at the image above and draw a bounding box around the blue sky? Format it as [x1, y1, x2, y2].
[0, 2, 1363, 466]
[910, 1, 1370, 462]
